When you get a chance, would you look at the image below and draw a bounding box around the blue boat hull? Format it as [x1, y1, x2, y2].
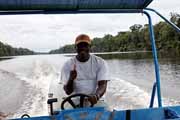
[12, 105, 180, 120]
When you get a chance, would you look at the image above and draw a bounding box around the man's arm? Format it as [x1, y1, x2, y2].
[64, 69, 77, 95]
[95, 80, 107, 99]
[95, 59, 109, 99]
[88, 80, 107, 104]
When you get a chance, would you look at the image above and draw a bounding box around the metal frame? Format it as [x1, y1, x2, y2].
[0, 8, 179, 108]
[143, 10, 163, 107]
[144, 8, 180, 107]
[0, 9, 144, 15]
[145, 8, 180, 33]
[149, 82, 157, 108]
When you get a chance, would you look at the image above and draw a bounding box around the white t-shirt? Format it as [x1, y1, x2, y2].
[61, 54, 109, 95]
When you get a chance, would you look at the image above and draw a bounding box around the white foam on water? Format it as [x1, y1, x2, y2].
[105, 77, 151, 110]
[11, 55, 70, 118]
[11, 59, 60, 118]
[0, 69, 27, 117]
[106, 77, 180, 111]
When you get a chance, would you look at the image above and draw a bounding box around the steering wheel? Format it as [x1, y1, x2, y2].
[61, 93, 94, 110]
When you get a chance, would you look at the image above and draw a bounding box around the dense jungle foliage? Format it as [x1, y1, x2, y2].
[0, 41, 34, 56]
[49, 13, 180, 54]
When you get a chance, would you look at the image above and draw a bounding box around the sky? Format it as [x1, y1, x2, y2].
[0, 0, 179, 52]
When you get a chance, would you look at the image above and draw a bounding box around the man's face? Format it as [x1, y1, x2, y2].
[76, 42, 90, 61]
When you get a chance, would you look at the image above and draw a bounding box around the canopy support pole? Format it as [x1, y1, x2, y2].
[143, 11, 162, 107]
[145, 8, 180, 33]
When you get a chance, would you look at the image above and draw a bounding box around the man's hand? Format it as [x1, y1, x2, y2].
[88, 94, 99, 105]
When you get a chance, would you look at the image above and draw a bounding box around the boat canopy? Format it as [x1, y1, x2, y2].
[0, 0, 153, 11]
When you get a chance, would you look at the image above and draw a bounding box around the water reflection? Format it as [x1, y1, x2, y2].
[96, 52, 153, 60]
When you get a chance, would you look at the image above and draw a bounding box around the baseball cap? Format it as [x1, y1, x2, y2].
[75, 34, 91, 45]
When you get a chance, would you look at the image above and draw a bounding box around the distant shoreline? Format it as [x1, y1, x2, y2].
[0, 56, 14, 61]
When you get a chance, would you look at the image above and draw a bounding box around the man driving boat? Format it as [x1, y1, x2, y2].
[61, 34, 109, 108]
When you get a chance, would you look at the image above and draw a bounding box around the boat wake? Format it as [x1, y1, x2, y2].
[11, 60, 59, 118]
